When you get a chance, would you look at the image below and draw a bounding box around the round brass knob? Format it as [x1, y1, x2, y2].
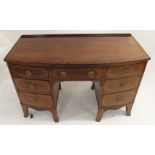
[88, 71, 95, 77]
[28, 84, 35, 90]
[25, 70, 32, 77]
[28, 81, 35, 90]
[60, 71, 67, 78]
[119, 80, 127, 88]
[123, 68, 129, 76]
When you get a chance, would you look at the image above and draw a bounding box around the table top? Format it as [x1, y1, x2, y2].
[5, 34, 150, 65]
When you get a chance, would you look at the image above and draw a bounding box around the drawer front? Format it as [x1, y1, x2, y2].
[106, 63, 145, 79]
[14, 78, 51, 94]
[19, 92, 53, 108]
[104, 76, 141, 94]
[10, 65, 49, 80]
[52, 68, 104, 80]
[102, 90, 136, 107]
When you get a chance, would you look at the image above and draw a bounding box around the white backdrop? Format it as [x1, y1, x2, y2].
[0, 30, 155, 124]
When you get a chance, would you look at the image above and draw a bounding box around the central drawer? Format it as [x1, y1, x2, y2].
[52, 68, 104, 80]
[14, 78, 51, 94]
[19, 92, 53, 108]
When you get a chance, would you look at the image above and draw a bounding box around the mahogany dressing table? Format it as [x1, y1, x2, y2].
[4, 34, 150, 122]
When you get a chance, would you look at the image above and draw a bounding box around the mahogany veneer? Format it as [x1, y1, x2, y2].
[4, 34, 150, 122]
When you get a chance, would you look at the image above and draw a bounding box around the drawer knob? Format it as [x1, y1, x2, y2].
[119, 80, 127, 88]
[123, 68, 129, 76]
[25, 70, 32, 77]
[28, 82, 35, 90]
[88, 71, 95, 77]
[60, 71, 67, 78]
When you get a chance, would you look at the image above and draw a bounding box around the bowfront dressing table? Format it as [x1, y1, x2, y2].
[4, 34, 150, 122]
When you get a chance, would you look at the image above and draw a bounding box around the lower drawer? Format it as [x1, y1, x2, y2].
[102, 90, 136, 107]
[104, 76, 141, 94]
[14, 78, 51, 94]
[19, 92, 53, 108]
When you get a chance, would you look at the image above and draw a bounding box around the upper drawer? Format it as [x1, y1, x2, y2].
[10, 65, 49, 80]
[52, 68, 104, 80]
[14, 78, 51, 94]
[106, 63, 145, 79]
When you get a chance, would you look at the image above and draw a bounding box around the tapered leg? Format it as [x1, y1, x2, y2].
[51, 109, 59, 122]
[126, 103, 133, 116]
[59, 82, 61, 90]
[96, 108, 104, 122]
[21, 105, 29, 118]
[91, 82, 95, 90]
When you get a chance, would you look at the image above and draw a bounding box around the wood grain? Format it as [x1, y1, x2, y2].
[4, 34, 150, 65]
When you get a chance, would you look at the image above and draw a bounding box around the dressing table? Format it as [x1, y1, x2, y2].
[4, 34, 150, 122]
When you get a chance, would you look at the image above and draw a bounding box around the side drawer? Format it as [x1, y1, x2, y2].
[14, 78, 51, 94]
[52, 68, 104, 80]
[104, 76, 141, 94]
[102, 90, 136, 107]
[10, 65, 49, 80]
[19, 92, 53, 108]
[106, 63, 145, 79]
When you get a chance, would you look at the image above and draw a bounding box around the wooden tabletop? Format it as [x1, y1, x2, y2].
[5, 34, 150, 65]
